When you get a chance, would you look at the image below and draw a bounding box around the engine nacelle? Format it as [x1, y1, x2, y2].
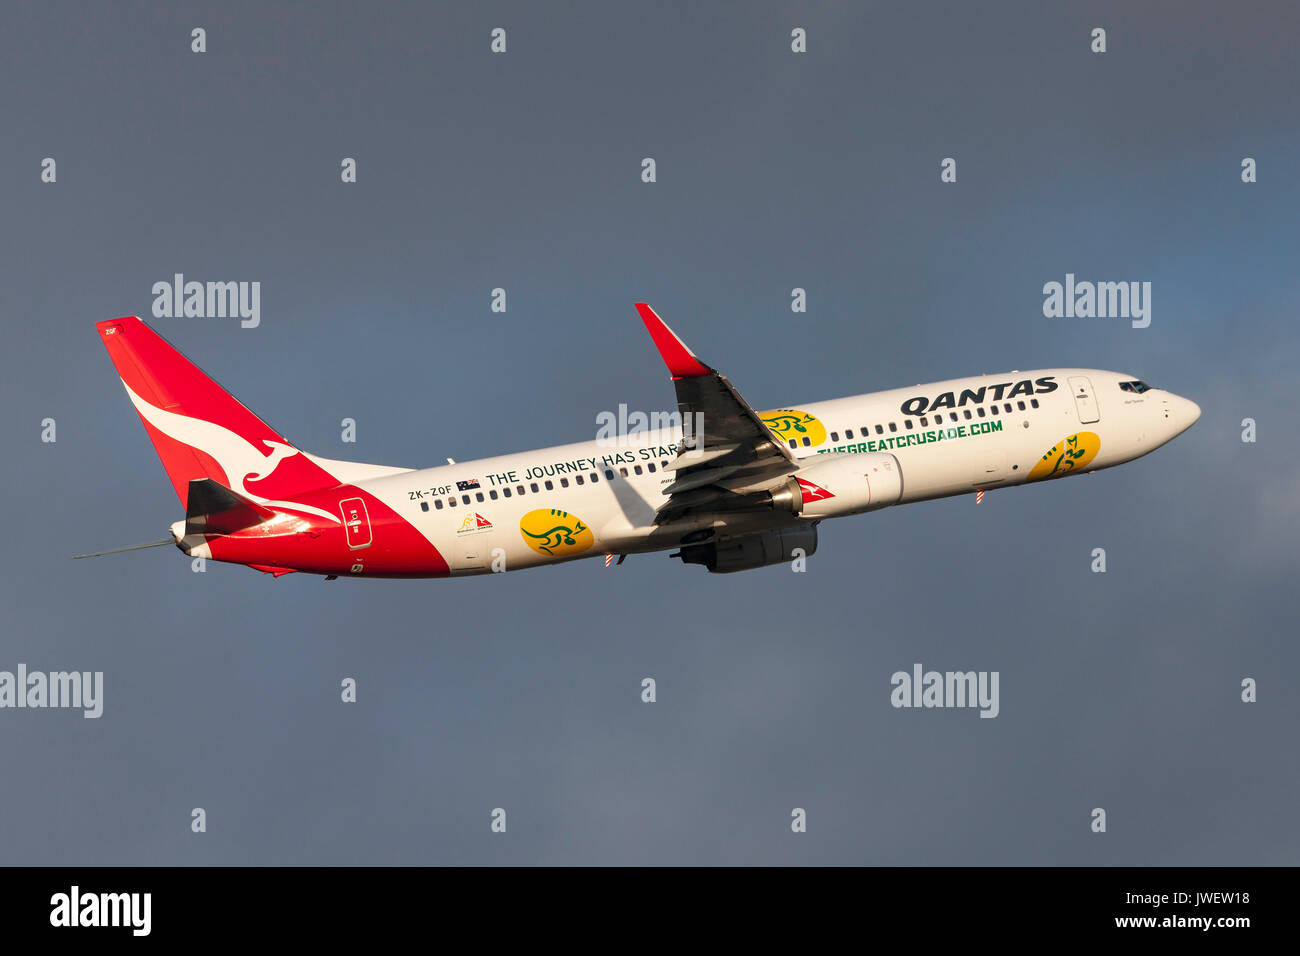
[792, 452, 903, 518]
[675, 525, 818, 574]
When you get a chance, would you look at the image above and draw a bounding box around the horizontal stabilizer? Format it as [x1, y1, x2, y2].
[186, 478, 275, 536]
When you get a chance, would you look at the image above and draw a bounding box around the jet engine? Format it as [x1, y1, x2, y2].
[673, 525, 817, 573]
[790, 452, 903, 518]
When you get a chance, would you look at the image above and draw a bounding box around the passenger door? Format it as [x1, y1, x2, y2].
[1067, 376, 1100, 424]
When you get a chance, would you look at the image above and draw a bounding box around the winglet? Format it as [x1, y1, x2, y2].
[635, 304, 712, 379]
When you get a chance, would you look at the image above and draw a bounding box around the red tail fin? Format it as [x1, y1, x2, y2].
[96, 317, 340, 505]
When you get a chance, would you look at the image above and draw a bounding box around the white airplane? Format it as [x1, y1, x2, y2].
[83, 305, 1200, 577]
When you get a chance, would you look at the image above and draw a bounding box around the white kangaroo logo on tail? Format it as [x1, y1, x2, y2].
[123, 383, 341, 523]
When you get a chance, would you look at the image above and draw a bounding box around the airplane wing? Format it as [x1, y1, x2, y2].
[635, 303, 799, 523]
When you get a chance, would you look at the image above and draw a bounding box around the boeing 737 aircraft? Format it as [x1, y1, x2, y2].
[82, 306, 1200, 577]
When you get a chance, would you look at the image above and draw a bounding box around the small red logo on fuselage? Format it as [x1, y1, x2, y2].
[796, 478, 835, 503]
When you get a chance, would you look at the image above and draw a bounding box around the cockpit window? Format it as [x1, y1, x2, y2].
[1119, 380, 1153, 393]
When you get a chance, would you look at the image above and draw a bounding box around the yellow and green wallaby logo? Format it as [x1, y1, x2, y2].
[759, 408, 827, 446]
[1028, 432, 1101, 481]
[519, 509, 595, 557]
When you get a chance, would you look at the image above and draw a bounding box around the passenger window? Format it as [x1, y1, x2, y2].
[1004, 403, 1012, 413]
[475, 492, 484, 502]
[435, 499, 444, 510]
[575, 475, 584, 485]
[604, 470, 615, 480]
[801, 436, 811, 446]
[590, 472, 598, 482]
[503, 487, 511, 497]
[876, 425, 884, 435]
[620, 467, 629, 477]
[904, 419, 914, 430]
[977, 406, 986, 418]
[1017, 401, 1026, 411]
[963, 409, 972, 420]
[989, 405, 999, 415]
[545, 480, 554, 490]
[489, 489, 498, 499]
[462, 495, 470, 505]
[530, 483, 539, 493]
[920, 417, 928, 427]
[1030, 398, 1039, 409]
[845, 428, 854, 439]
[647, 463, 656, 473]
[634, 465, 643, 475]
[788, 439, 797, 448]
[420, 501, 429, 512]
[888, 423, 897, 433]
[560, 478, 569, 488]
[448, 498, 456, 508]
[831, 431, 839, 442]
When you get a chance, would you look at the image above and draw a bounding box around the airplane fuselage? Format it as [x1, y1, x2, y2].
[176, 367, 1199, 577]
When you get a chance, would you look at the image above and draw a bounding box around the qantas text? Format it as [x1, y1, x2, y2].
[899, 376, 1057, 416]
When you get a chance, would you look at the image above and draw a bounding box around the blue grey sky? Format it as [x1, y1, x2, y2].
[1, 1, 1296, 864]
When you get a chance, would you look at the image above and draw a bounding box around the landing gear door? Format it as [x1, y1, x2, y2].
[1067, 376, 1100, 424]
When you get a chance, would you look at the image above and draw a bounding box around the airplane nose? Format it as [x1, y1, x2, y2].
[1171, 394, 1201, 431]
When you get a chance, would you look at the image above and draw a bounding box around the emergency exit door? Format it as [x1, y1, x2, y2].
[1067, 376, 1100, 424]
[339, 497, 373, 550]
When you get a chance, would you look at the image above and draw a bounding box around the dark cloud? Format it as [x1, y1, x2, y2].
[1, 0, 1295, 864]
